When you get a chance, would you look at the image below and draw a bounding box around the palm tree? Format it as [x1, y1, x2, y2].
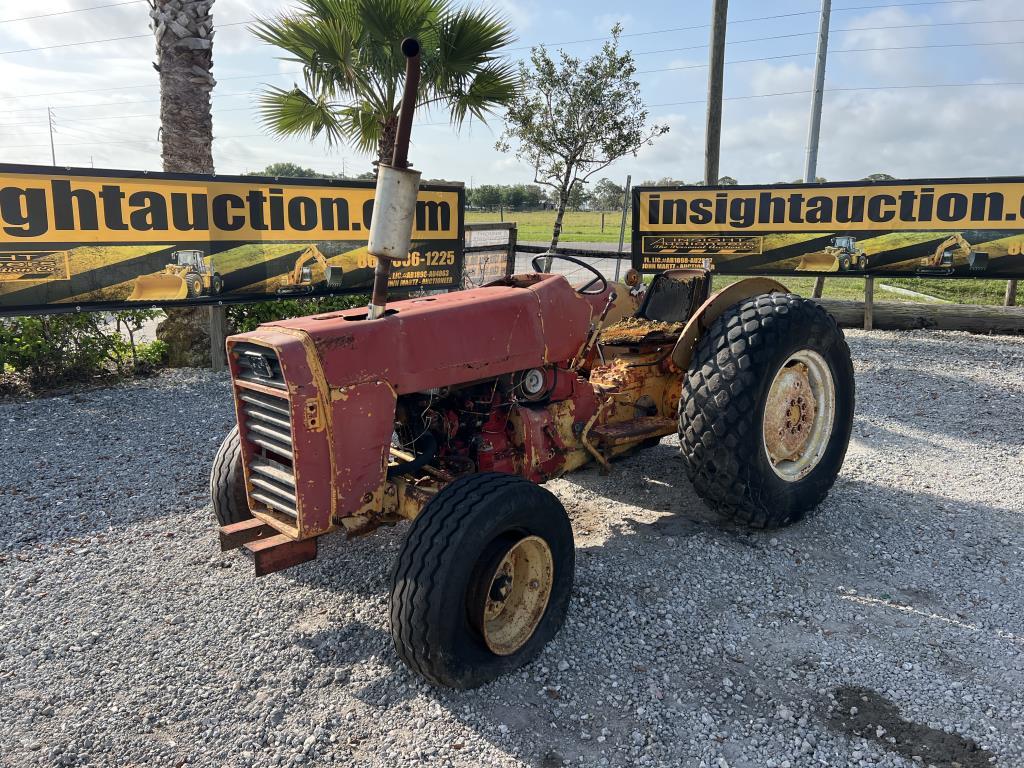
[252, 0, 518, 168]
[150, 0, 216, 173]
[150, 0, 221, 369]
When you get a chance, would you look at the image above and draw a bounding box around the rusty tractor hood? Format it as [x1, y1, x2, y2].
[233, 273, 594, 394]
[224, 275, 596, 532]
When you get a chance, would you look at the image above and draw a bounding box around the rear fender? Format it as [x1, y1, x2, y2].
[670, 278, 789, 372]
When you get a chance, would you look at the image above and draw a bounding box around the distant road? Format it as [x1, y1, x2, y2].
[515, 240, 627, 279]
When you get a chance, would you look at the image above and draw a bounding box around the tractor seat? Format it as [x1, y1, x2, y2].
[635, 269, 711, 324]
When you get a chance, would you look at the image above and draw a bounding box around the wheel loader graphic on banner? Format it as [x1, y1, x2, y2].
[796, 236, 870, 272]
[129, 249, 224, 301]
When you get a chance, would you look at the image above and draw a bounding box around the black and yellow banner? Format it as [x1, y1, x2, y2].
[0, 164, 464, 314]
[632, 178, 1024, 278]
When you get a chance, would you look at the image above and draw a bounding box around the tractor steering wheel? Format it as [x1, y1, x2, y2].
[531, 253, 608, 295]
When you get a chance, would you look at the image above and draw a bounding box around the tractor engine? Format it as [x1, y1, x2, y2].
[391, 365, 599, 485]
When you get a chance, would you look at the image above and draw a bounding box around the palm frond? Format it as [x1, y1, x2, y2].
[257, 86, 348, 146]
[250, 0, 516, 156]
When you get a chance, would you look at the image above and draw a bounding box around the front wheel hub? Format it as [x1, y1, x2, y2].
[478, 535, 554, 656]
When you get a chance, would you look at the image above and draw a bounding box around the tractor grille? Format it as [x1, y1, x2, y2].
[233, 342, 287, 389]
[232, 345, 297, 518]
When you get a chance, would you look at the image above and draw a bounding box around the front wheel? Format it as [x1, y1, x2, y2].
[390, 473, 575, 689]
[678, 293, 854, 528]
[210, 425, 252, 526]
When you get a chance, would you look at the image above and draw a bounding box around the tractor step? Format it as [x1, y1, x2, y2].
[243, 533, 318, 577]
[218, 518, 276, 551]
[591, 416, 676, 447]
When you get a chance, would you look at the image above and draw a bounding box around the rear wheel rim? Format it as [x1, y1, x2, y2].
[477, 535, 554, 656]
[762, 349, 836, 482]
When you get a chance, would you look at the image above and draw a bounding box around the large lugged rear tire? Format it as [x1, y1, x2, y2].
[390, 473, 575, 689]
[210, 425, 252, 526]
[678, 293, 854, 528]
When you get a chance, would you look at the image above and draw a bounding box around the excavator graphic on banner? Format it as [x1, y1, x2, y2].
[916, 233, 989, 276]
[796, 236, 871, 272]
[276, 245, 345, 295]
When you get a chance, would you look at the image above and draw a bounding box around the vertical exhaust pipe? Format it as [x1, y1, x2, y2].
[368, 38, 422, 320]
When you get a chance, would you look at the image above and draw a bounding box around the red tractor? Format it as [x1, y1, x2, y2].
[211, 258, 854, 688]
[209, 40, 854, 689]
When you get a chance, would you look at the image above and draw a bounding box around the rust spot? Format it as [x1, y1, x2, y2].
[599, 316, 683, 346]
[318, 334, 356, 351]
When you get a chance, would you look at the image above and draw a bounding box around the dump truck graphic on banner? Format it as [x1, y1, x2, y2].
[0, 164, 464, 315]
[632, 178, 1024, 278]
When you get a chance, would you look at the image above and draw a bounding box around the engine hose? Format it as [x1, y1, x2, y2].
[387, 431, 438, 479]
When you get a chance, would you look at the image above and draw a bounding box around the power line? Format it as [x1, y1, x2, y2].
[0, 4, 1004, 57]
[0, 70, 296, 103]
[0, 1, 146, 24]
[0, 105, 256, 128]
[502, 0, 991, 51]
[648, 79, 1024, 108]
[0, 91, 259, 119]
[0, 19, 250, 56]
[0, 132, 267, 150]
[637, 38, 1024, 75]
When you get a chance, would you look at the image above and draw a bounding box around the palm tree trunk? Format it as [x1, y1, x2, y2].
[150, 0, 220, 368]
[377, 115, 399, 169]
[152, 0, 215, 173]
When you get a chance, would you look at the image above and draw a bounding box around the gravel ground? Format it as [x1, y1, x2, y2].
[1, 329, 1023, 768]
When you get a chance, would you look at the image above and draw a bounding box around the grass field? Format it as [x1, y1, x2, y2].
[467, 209, 624, 243]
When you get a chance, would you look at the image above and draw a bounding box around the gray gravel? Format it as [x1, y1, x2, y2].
[1, 329, 1023, 768]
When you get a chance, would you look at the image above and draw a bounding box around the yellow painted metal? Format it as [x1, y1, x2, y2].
[671, 277, 789, 372]
[128, 272, 189, 301]
[481, 535, 554, 656]
[796, 252, 840, 272]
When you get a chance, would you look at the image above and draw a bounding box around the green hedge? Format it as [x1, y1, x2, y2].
[0, 310, 167, 393]
[226, 294, 368, 333]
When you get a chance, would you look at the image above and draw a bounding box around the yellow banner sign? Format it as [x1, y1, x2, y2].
[633, 179, 1024, 277]
[0, 164, 464, 314]
[0, 170, 458, 243]
[637, 181, 1024, 234]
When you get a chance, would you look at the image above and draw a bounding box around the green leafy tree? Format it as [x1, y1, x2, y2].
[862, 172, 896, 182]
[717, 176, 738, 186]
[253, 0, 518, 170]
[566, 183, 591, 211]
[590, 177, 625, 210]
[246, 162, 333, 178]
[472, 184, 503, 210]
[498, 25, 668, 254]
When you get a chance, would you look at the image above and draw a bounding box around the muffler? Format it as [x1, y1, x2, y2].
[367, 38, 422, 320]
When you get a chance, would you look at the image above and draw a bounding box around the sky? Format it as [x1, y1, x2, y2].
[0, 0, 1022, 187]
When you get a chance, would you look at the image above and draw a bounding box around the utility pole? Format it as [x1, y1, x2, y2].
[614, 175, 631, 282]
[805, 0, 832, 299]
[704, 0, 729, 185]
[47, 107, 56, 166]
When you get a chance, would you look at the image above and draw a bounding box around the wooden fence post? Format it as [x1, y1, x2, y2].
[1006, 279, 1018, 307]
[506, 224, 518, 279]
[863, 277, 874, 331]
[208, 306, 227, 372]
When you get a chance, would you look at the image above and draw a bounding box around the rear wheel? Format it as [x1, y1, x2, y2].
[210, 425, 252, 526]
[678, 293, 854, 528]
[390, 473, 574, 689]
